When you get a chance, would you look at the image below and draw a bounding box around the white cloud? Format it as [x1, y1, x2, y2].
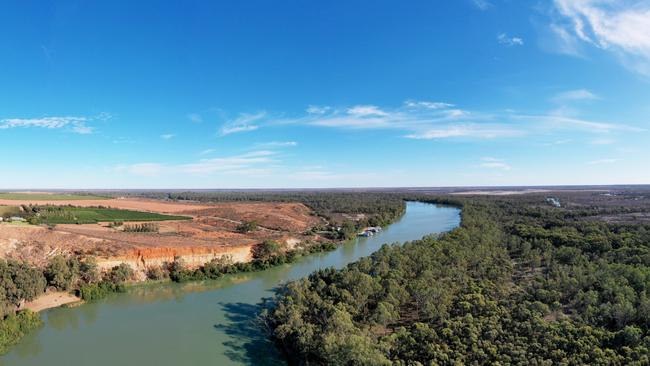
[199, 149, 215, 155]
[480, 157, 512, 170]
[0, 116, 94, 134]
[514, 114, 642, 133]
[552, 0, 650, 76]
[404, 125, 522, 140]
[497, 33, 524, 46]
[187, 113, 203, 123]
[233, 98, 643, 142]
[472, 0, 492, 11]
[306, 105, 331, 114]
[552, 89, 599, 103]
[219, 112, 266, 136]
[404, 100, 455, 109]
[255, 141, 297, 148]
[95, 112, 113, 121]
[160, 134, 175, 140]
[347, 105, 388, 117]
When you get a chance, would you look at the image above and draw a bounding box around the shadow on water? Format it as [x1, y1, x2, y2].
[215, 300, 285, 365]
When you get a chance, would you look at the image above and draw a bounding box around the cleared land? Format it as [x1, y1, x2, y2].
[0, 198, 325, 271]
[0, 192, 108, 200]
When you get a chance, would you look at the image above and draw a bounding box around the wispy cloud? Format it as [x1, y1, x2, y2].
[404, 100, 454, 109]
[219, 112, 266, 136]
[283, 99, 640, 140]
[255, 141, 298, 148]
[404, 125, 523, 140]
[514, 114, 642, 133]
[480, 157, 512, 170]
[116, 150, 278, 177]
[0, 116, 96, 134]
[225, 96, 643, 143]
[199, 148, 215, 155]
[346, 105, 388, 117]
[552, 89, 599, 103]
[160, 134, 175, 140]
[306, 105, 331, 114]
[552, 0, 650, 76]
[497, 33, 524, 46]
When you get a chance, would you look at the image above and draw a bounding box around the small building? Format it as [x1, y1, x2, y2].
[9, 216, 26, 222]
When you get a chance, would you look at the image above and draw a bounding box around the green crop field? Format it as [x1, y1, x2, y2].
[34, 207, 191, 224]
[0, 193, 109, 200]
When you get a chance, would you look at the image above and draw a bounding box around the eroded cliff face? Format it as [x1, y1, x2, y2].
[0, 199, 322, 280]
[96, 244, 254, 278]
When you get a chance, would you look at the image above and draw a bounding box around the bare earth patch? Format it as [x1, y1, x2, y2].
[22, 291, 80, 312]
[0, 200, 325, 276]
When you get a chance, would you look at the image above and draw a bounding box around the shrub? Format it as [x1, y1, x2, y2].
[78, 282, 124, 302]
[252, 240, 282, 261]
[146, 266, 169, 280]
[44, 255, 79, 291]
[236, 221, 258, 233]
[104, 263, 133, 284]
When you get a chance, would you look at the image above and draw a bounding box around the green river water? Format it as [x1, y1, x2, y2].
[2, 202, 460, 365]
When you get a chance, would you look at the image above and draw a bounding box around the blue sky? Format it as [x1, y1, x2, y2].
[1, 0, 649, 188]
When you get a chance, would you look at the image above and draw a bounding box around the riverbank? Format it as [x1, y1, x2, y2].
[22, 292, 80, 312]
[1, 202, 460, 366]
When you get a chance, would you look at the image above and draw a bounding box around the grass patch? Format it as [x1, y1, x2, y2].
[0, 193, 108, 201]
[34, 207, 190, 224]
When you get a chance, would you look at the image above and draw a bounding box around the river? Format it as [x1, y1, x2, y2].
[2, 202, 460, 365]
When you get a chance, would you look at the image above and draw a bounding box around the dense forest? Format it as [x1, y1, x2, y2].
[265, 192, 650, 365]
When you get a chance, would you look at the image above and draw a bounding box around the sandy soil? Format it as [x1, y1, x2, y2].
[22, 291, 80, 312]
[181, 202, 322, 231]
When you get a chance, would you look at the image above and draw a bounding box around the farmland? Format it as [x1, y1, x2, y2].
[30, 206, 190, 224]
[0, 192, 108, 201]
